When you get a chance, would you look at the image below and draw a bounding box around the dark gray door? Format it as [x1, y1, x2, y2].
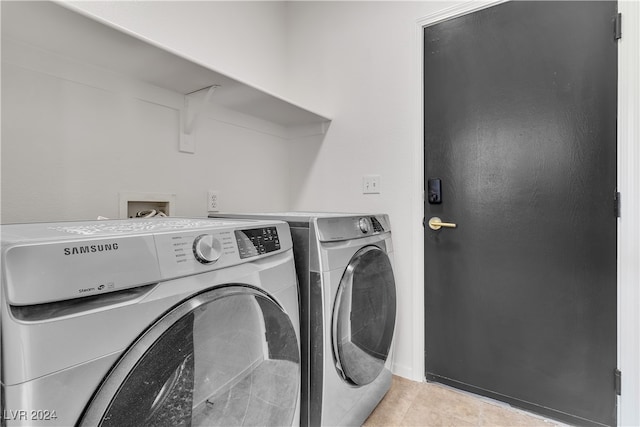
[423, 2, 617, 426]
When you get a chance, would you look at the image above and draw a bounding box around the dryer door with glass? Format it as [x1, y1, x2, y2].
[332, 245, 396, 386]
[79, 285, 300, 427]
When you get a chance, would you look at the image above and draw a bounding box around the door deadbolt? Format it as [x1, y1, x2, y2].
[427, 178, 442, 204]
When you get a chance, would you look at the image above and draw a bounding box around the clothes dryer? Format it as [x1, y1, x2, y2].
[210, 213, 397, 427]
[1, 218, 300, 427]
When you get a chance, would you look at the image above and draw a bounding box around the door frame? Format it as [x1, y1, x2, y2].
[410, 1, 640, 425]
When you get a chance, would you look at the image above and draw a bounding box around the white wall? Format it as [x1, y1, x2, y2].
[285, 1, 640, 425]
[617, 2, 640, 425]
[1, 1, 293, 223]
[66, 0, 289, 97]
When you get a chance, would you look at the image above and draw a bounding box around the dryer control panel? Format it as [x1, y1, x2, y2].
[315, 214, 390, 242]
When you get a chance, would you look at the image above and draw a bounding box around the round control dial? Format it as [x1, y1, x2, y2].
[193, 234, 223, 264]
[358, 217, 371, 234]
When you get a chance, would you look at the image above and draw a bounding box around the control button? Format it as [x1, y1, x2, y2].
[358, 217, 371, 234]
[193, 234, 223, 264]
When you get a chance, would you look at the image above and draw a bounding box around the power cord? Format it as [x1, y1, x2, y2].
[134, 210, 167, 218]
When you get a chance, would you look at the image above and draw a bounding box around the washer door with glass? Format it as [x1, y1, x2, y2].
[332, 245, 397, 386]
[79, 285, 300, 427]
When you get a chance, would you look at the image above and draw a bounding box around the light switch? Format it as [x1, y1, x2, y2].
[363, 175, 381, 194]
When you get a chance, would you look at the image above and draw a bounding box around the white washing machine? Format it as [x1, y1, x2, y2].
[0, 218, 300, 427]
[210, 213, 397, 427]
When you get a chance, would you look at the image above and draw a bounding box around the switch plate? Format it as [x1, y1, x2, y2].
[207, 190, 219, 212]
[362, 175, 381, 194]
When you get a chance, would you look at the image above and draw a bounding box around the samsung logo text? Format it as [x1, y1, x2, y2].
[64, 243, 119, 256]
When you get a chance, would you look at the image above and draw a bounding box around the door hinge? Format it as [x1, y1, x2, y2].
[615, 369, 622, 395]
[615, 191, 621, 218]
[614, 13, 622, 40]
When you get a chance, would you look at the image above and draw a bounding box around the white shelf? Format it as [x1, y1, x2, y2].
[1, 1, 331, 130]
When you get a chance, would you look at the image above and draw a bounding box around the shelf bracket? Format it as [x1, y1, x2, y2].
[179, 85, 220, 154]
[184, 84, 221, 135]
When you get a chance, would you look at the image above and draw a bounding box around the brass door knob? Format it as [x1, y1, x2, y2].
[428, 217, 457, 230]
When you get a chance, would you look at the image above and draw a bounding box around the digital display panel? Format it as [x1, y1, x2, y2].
[235, 227, 281, 259]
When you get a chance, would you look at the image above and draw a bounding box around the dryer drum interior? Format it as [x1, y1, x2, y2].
[79, 285, 300, 427]
[332, 245, 397, 386]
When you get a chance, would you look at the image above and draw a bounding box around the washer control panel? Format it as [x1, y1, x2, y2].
[235, 227, 280, 259]
[1, 218, 291, 306]
[193, 234, 224, 264]
[154, 224, 288, 278]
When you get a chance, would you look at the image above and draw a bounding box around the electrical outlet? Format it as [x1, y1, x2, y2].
[362, 175, 381, 194]
[207, 190, 220, 212]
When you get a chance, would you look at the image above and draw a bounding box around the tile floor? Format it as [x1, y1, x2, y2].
[363, 376, 570, 427]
